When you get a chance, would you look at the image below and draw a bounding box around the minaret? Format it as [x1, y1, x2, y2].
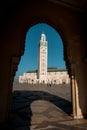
[38, 33, 48, 83]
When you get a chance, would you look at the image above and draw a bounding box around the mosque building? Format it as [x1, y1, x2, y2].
[19, 33, 70, 84]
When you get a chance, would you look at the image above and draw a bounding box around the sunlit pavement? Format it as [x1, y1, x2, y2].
[8, 84, 87, 130]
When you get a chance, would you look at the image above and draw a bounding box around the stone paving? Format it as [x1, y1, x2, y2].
[4, 84, 87, 130]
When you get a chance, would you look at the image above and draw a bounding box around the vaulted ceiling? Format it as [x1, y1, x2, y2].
[49, 0, 87, 11]
[0, 0, 87, 27]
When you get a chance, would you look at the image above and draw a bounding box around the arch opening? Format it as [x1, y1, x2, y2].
[14, 23, 70, 86]
[11, 23, 72, 128]
[0, 0, 87, 127]
[10, 17, 85, 122]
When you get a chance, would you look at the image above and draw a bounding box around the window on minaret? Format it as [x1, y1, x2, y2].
[42, 35, 46, 41]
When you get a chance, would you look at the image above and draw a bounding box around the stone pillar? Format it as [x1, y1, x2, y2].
[8, 56, 20, 113]
[71, 63, 83, 119]
[0, 56, 20, 124]
[0, 58, 11, 123]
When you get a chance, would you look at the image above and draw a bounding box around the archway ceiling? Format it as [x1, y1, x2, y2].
[0, 0, 87, 12]
[49, 0, 87, 11]
[0, 0, 87, 32]
[0, 0, 87, 24]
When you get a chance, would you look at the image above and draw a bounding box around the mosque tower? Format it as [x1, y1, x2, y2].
[38, 33, 48, 83]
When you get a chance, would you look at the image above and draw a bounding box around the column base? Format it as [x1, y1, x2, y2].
[72, 114, 84, 119]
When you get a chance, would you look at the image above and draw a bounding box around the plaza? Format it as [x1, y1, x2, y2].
[4, 83, 87, 130]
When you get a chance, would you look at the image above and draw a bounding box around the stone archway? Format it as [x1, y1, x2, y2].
[0, 0, 87, 124]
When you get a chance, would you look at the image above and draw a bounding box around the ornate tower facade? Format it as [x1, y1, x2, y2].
[38, 33, 48, 83]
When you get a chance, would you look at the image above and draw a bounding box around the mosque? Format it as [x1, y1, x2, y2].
[19, 33, 70, 84]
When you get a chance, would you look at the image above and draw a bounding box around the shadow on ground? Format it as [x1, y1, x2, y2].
[7, 90, 72, 130]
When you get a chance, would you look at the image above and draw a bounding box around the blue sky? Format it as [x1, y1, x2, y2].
[14, 23, 66, 81]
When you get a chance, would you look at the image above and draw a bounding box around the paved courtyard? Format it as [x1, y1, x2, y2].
[5, 83, 87, 130]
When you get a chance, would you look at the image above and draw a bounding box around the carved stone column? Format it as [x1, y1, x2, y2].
[71, 62, 83, 119]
